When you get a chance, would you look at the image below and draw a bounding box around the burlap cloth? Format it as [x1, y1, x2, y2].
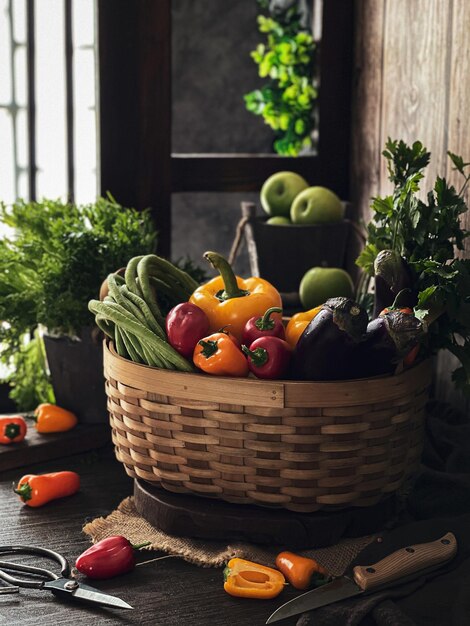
[83, 496, 375, 576]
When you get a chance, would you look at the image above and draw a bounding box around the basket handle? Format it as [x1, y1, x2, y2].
[228, 202, 258, 267]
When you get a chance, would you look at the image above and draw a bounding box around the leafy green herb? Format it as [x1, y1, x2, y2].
[244, 0, 317, 156]
[356, 139, 470, 395]
[0, 195, 157, 409]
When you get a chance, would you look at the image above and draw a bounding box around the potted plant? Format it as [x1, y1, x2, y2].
[0, 195, 157, 421]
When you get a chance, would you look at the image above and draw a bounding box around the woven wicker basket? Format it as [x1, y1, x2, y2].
[104, 341, 432, 513]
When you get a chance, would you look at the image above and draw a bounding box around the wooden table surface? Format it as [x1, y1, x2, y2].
[0, 444, 301, 626]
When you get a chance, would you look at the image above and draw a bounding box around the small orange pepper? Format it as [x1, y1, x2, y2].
[275, 551, 329, 590]
[14, 471, 80, 507]
[223, 558, 285, 599]
[34, 403, 78, 433]
[0, 416, 27, 444]
[285, 306, 322, 348]
[193, 332, 249, 377]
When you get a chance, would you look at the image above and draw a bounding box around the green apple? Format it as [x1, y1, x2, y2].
[266, 216, 291, 225]
[260, 171, 309, 217]
[299, 267, 354, 309]
[290, 186, 344, 224]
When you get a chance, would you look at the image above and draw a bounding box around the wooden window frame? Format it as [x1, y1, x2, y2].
[97, 0, 354, 258]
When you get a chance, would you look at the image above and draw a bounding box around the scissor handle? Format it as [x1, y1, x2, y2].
[0, 545, 70, 589]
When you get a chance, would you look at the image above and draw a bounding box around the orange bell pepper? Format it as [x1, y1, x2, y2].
[223, 558, 285, 599]
[0, 416, 27, 444]
[285, 306, 322, 348]
[14, 471, 80, 507]
[193, 332, 249, 377]
[189, 251, 282, 342]
[34, 403, 78, 433]
[275, 551, 329, 590]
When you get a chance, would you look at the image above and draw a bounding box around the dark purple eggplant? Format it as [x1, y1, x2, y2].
[373, 250, 416, 317]
[354, 310, 424, 378]
[291, 297, 369, 381]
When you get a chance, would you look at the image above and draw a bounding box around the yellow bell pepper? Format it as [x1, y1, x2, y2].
[189, 252, 282, 342]
[285, 306, 322, 348]
[223, 558, 285, 599]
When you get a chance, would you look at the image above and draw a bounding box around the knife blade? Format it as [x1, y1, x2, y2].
[266, 531, 457, 624]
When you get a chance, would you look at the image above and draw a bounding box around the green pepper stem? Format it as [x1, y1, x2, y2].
[198, 339, 219, 358]
[5, 423, 21, 440]
[14, 482, 32, 501]
[203, 251, 249, 301]
[256, 307, 282, 331]
[390, 288, 412, 310]
[132, 541, 151, 550]
[242, 345, 269, 367]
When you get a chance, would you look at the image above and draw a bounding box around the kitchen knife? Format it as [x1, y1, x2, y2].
[266, 531, 457, 624]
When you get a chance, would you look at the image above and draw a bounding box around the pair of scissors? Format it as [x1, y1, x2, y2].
[0, 545, 133, 610]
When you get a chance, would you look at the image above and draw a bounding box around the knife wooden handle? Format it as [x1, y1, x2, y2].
[352, 532, 457, 592]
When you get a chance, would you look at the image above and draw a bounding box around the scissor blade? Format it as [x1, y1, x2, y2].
[266, 577, 361, 624]
[44, 579, 133, 610]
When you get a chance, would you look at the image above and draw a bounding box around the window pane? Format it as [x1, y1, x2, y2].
[171, 0, 274, 154]
[35, 0, 67, 199]
[73, 0, 97, 204]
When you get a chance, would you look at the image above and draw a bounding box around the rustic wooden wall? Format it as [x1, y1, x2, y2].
[351, 0, 470, 414]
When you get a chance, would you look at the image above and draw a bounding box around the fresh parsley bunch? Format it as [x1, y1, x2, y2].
[0, 195, 157, 409]
[357, 139, 470, 395]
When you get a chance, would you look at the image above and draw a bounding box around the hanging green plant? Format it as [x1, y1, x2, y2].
[244, 0, 317, 156]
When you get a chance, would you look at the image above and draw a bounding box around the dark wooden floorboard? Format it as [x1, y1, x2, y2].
[0, 446, 299, 625]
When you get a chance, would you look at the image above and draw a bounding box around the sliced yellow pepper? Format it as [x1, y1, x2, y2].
[189, 252, 282, 342]
[285, 305, 322, 348]
[223, 558, 285, 600]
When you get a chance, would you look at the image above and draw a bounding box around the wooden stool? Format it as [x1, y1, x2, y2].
[134, 479, 398, 549]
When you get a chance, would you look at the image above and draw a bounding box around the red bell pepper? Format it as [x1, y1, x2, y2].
[241, 306, 285, 346]
[75, 536, 150, 579]
[242, 336, 291, 380]
[166, 302, 210, 358]
[0, 416, 27, 444]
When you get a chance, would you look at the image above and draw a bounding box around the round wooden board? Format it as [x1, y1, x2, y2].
[134, 480, 397, 549]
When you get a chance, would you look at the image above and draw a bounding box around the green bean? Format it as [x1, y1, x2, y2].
[149, 275, 190, 304]
[114, 326, 129, 359]
[140, 341, 165, 368]
[89, 300, 194, 372]
[136, 257, 166, 327]
[121, 285, 166, 339]
[121, 329, 145, 362]
[125, 255, 144, 298]
[143, 254, 199, 293]
[107, 275, 151, 329]
[95, 315, 115, 340]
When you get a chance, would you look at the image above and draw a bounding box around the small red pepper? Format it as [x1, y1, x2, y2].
[166, 302, 210, 358]
[241, 306, 285, 346]
[242, 336, 291, 379]
[0, 416, 27, 444]
[75, 536, 150, 579]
